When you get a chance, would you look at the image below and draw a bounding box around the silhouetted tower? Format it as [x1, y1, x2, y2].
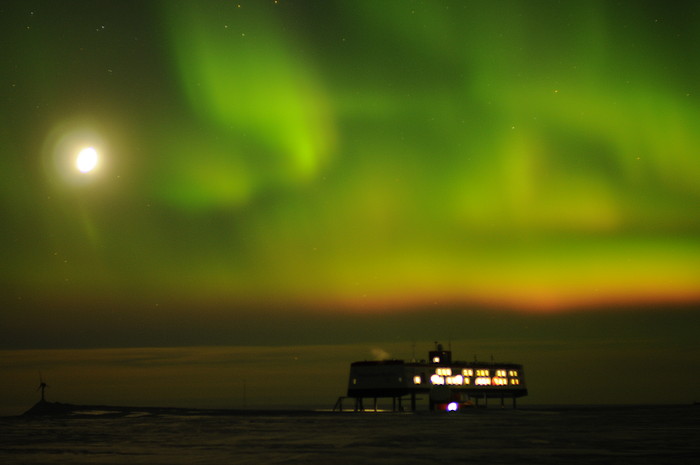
[37, 375, 48, 402]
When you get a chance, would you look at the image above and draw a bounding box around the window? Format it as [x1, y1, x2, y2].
[508, 370, 519, 377]
[476, 369, 490, 377]
[462, 369, 473, 377]
[496, 370, 507, 377]
[430, 374, 445, 385]
[446, 375, 463, 385]
[436, 367, 452, 376]
[475, 377, 491, 385]
[413, 375, 422, 385]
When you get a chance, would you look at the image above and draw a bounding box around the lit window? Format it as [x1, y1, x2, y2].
[496, 370, 506, 377]
[436, 367, 452, 376]
[463, 377, 470, 385]
[462, 369, 473, 377]
[511, 379, 520, 385]
[493, 377, 507, 385]
[476, 369, 490, 377]
[508, 370, 519, 377]
[432, 356, 441, 363]
[475, 377, 491, 385]
[413, 375, 422, 385]
[430, 374, 445, 385]
[352, 378, 357, 384]
[446, 375, 463, 385]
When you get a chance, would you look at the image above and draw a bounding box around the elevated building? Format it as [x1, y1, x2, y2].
[335, 343, 527, 412]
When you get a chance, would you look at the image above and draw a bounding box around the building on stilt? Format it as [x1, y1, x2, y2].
[334, 343, 527, 412]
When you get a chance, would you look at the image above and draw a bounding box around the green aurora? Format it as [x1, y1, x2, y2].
[6, 0, 699, 311]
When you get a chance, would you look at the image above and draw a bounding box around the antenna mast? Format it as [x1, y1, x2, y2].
[37, 373, 48, 402]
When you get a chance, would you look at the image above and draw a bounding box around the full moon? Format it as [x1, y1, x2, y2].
[76, 147, 98, 173]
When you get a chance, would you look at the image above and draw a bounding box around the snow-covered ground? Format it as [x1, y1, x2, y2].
[1, 405, 697, 464]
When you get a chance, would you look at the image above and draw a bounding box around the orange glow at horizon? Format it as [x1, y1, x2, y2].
[311, 283, 700, 315]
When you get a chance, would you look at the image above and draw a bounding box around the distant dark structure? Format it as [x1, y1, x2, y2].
[334, 343, 527, 412]
[37, 375, 48, 402]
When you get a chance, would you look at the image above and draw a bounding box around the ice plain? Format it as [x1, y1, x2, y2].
[1, 405, 698, 464]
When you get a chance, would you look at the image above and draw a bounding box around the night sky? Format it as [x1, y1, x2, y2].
[1, 0, 699, 414]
